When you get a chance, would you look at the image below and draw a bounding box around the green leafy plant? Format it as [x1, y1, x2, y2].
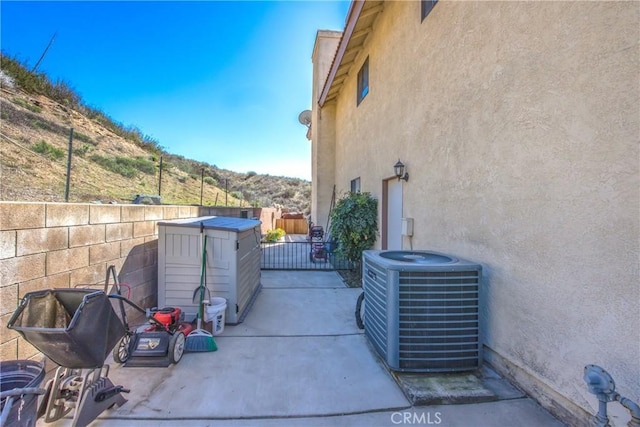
[32, 140, 65, 161]
[72, 143, 93, 157]
[90, 155, 156, 178]
[30, 119, 55, 132]
[73, 131, 94, 145]
[329, 192, 378, 265]
[264, 228, 286, 242]
[12, 97, 41, 113]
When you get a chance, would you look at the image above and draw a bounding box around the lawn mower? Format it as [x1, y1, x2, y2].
[105, 265, 193, 368]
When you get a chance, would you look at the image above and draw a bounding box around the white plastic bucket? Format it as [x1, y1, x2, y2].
[204, 297, 227, 335]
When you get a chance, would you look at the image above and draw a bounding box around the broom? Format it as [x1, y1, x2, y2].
[185, 230, 217, 352]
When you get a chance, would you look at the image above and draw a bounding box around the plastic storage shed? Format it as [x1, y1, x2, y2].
[158, 216, 262, 324]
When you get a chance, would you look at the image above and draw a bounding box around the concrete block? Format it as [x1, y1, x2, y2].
[0, 254, 46, 285]
[70, 263, 107, 288]
[90, 204, 121, 224]
[112, 257, 127, 275]
[89, 241, 121, 265]
[106, 223, 133, 242]
[122, 250, 155, 276]
[0, 312, 19, 343]
[120, 237, 146, 258]
[17, 338, 39, 361]
[143, 237, 159, 250]
[139, 278, 157, 300]
[69, 224, 105, 247]
[0, 230, 16, 259]
[46, 247, 89, 275]
[0, 312, 20, 346]
[0, 202, 45, 231]
[162, 206, 179, 220]
[19, 273, 70, 297]
[0, 340, 17, 361]
[140, 250, 157, 269]
[46, 203, 89, 227]
[0, 284, 18, 316]
[144, 206, 163, 220]
[179, 206, 195, 218]
[119, 264, 143, 286]
[121, 205, 145, 222]
[17, 227, 68, 256]
[127, 278, 158, 307]
[133, 221, 155, 238]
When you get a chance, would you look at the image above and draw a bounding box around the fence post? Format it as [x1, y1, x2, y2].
[158, 156, 163, 196]
[64, 127, 73, 202]
[200, 168, 204, 206]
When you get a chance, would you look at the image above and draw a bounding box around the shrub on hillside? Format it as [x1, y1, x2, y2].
[12, 97, 41, 113]
[33, 140, 65, 161]
[90, 155, 156, 178]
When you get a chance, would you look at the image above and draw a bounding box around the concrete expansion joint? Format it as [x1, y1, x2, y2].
[219, 332, 364, 339]
[96, 405, 415, 422]
[262, 286, 352, 290]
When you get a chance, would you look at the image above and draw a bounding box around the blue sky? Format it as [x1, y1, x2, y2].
[1, 1, 350, 180]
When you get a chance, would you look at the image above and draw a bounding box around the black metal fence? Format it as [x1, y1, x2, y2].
[260, 241, 354, 270]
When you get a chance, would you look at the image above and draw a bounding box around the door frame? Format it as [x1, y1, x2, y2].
[381, 177, 402, 250]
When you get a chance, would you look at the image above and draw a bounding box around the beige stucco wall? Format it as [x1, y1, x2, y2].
[311, 31, 341, 230]
[316, 1, 639, 425]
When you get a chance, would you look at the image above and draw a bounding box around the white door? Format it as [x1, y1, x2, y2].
[386, 179, 403, 250]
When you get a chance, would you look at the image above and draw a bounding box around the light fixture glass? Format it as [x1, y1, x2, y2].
[394, 159, 409, 182]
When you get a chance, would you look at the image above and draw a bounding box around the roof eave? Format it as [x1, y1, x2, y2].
[318, 0, 366, 107]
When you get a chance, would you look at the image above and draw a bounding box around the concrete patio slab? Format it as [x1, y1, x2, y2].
[36, 271, 564, 427]
[104, 334, 409, 420]
[225, 287, 362, 336]
[259, 270, 347, 289]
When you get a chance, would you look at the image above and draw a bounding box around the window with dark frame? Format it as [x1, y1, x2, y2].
[421, 0, 438, 21]
[350, 177, 361, 193]
[357, 57, 369, 105]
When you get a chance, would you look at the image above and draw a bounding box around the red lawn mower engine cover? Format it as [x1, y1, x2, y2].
[151, 307, 184, 328]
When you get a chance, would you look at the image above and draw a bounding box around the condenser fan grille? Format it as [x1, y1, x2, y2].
[398, 270, 479, 371]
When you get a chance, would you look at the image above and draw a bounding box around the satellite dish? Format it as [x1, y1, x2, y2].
[298, 110, 312, 127]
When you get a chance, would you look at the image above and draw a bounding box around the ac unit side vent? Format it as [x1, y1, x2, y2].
[362, 251, 482, 373]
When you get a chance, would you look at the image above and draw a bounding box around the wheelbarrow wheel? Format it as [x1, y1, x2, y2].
[112, 334, 131, 364]
[168, 331, 185, 364]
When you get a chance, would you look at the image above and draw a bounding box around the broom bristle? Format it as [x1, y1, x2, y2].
[185, 329, 217, 352]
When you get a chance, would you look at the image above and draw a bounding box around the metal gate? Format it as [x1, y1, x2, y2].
[260, 240, 353, 270]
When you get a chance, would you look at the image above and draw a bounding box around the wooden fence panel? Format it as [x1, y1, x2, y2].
[275, 219, 308, 235]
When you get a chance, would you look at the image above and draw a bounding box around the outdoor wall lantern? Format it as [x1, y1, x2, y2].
[394, 159, 409, 182]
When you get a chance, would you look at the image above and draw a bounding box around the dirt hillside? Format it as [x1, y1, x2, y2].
[0, 86, 310, 211]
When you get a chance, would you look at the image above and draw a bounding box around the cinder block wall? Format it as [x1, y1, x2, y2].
[0, 202, 276, 363]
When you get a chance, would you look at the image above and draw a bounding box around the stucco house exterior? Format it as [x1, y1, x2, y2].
[308, 1, 639, 425]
